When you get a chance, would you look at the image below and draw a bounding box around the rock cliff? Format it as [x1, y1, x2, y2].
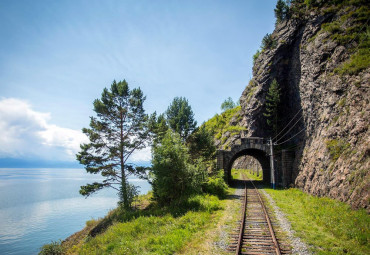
[229, 1, 369, 210]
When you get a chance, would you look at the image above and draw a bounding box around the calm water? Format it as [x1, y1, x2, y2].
[0, 168, 151, 255]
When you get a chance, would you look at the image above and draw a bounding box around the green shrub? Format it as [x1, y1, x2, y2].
[203, 105, 242, 140]
[39, 240, 64, 255]
[326, 139, 350, 161]
[253, 50, 261, 65]
[203, 170, 228, 198]
[261, 33, 277, 50]
[322, 21, 342, 34]
[335, 47, 370, 75]
[151, 130, 206, 205]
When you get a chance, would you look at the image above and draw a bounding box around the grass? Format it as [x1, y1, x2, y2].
[264, 188, 370, 255]
[335, 47, 370, 75]
[305, 2, 370, 75]
[76, 211, 210, 254]
[203, 106, 246, 148]
[39, 240, 65, 255]
[64, 193, 231, 255]
[176, 186, 241, 255]
[231, 168, 263, 181]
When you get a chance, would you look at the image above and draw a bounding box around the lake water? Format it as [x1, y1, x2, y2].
[0, 168, 151, 255]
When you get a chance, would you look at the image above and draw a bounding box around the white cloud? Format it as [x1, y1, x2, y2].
[0, 98, 152, 163]
[0, 98, 88, 161]
[130, 146, 152, 163]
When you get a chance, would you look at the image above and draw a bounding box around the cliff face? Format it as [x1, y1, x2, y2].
[238, 2, 369, 210]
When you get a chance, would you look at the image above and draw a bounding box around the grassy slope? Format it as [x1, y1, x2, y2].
[64, 189, 241, 255]
[203, 106, 245, 149]
[264, 188, 370, 255]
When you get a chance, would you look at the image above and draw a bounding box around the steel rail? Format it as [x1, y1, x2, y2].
[233, 174, 282, 255]
[250, 180, 282, 255]
[235, 180, 247, 255]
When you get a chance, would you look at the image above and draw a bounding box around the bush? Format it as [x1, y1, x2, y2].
[187, 125, 216, 163]
[39, 240, 64, 255]
[326, 139, 350, 161]
[203, 170, 228, 199]
[261, 33, 277, 50]
[253, 50, 261, 65]
[335, 47, 370, 75]
[151, 130, 206, 205]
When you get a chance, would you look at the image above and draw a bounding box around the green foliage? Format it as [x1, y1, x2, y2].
[335, 46, 370, 75]
[316, 4, 370, 75]
[149, 112, 169, 144]
[76, 79, 151, 209]
[166, 97, 197, 140]
[118, 181, 139, 208]
[303, 0, 314, 8]
[253, 50, 261, 65]
[202, 170, 228, 198]
[39, 240, 64, 255]
[261, 33, 277, 50]
[231, 168, 263, 181]
[263, 79, 281, 136]
[221, 97, 237, 111]
[265, 188, 370, 254]
[204, 106, 245, 145]
[322, 20, 343, 34]
[73, 194, 222, 254]
[151, 130, 206, 205]
[275, 0, 290, 24]
[244, 80, 258, 104]
[302, 0, 368, 9]
[288, 0, 368, 19]
[187, 125, 216, 163]
[326, 139, 351, 161]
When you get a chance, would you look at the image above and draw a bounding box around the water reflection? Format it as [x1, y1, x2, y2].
[0, 168, 150, 255]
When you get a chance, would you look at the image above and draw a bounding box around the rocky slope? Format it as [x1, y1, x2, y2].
[221, 1, 369, 210]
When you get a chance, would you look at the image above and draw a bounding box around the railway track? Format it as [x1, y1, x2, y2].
[228, 177, 289, 255]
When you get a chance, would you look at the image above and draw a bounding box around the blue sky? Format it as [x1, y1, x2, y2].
[0, 0, 276, 163]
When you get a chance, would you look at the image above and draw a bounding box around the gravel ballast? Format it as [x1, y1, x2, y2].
[262, 190, 312, 255]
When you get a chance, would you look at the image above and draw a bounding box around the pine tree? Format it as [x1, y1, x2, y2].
[76, 80, 150, 209]
[150, 112, 169, 144]
[166, 97, 197, 140]
[261, 33, 276, 50]
[263, 79, 281, 136]
[274, 0, 290, 24]
[221, 97, 236, 112]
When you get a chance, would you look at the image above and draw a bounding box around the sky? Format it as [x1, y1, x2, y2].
[0, 0, 276, 164]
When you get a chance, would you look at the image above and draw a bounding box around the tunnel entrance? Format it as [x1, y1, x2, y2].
[216, 138, 271, 185]
[231, 155, 263, 181]
[227, 148, 270, 184]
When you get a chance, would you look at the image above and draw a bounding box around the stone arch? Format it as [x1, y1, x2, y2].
[216, 138, 271, 184]
[227, 148, 270, 183]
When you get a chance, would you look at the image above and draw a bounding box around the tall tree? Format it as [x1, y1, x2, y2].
[221, 97, 236, 112]
[166, 97, 197, 140]
[149, 112, 169, 144]
[263, 79, 281, 136]
[274, 0, 290, 24]
[187, 125, 216, 163]
[76, 80, 150, 209]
